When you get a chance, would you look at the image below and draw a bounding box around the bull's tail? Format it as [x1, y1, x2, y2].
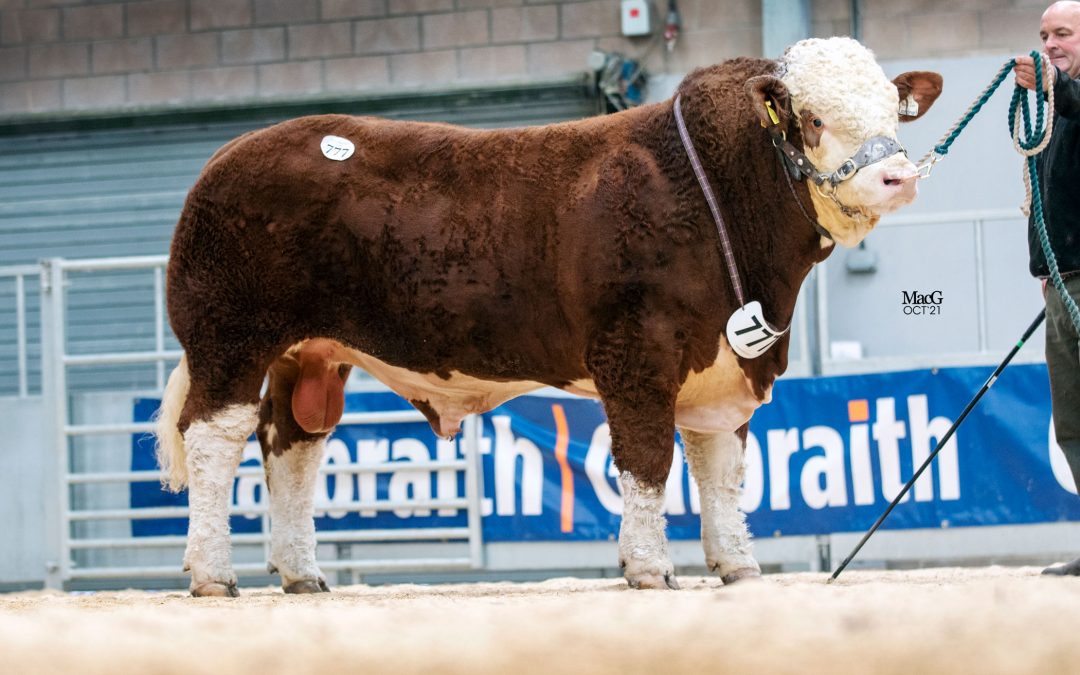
[154, 354, 191, 493]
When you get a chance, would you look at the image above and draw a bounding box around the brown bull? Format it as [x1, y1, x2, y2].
[156, 37, 942, 596]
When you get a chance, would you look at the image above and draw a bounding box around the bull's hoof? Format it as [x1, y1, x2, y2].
[720, 568, 762, 585]
[191, 582, 240, 598]
[1041, 557, 1080, 576]
[625, 572, 680, 590]
[620, 554, 680, 590]
[283, 579, 330, 594]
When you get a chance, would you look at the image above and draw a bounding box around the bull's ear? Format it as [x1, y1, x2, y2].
[746, 75, 792, 130]
[892, 71, 943, 122]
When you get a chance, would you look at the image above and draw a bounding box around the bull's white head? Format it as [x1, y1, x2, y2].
[747, 38, 942, 247]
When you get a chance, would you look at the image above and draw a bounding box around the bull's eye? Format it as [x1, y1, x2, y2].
[812, 118, 823, 128]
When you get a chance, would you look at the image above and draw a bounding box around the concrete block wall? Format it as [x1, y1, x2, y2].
[0, 0, 761, 117]
[0, 0, 1057, 119]
[812, 0, 1046, 58]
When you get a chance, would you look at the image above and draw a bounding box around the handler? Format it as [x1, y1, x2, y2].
[1014, 0, 1080, 576]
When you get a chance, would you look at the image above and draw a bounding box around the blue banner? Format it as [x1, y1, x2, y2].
[131, 364, 1080, 541]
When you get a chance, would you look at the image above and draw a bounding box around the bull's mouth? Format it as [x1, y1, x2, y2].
[814, 183, 875, 221]
[871, 200, 911, 217]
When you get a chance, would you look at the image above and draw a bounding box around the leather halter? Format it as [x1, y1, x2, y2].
[768, 126, 907, 188]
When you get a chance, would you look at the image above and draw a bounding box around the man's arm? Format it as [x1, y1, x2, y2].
[1051, 66, 1080, 120]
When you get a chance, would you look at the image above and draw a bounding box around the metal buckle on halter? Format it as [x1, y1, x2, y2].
[832, 159, 857, 183]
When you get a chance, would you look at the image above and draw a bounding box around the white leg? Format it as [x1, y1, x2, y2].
[681, 428, 761, 584]
[182, 403, 258, 597]
[618, 471, 679, 590]
[266, 437, 328, 593]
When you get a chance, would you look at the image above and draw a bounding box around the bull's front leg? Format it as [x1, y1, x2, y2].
[680, 425, 761, 584]
[588, 322, 682, 591]
[616, 463, 677, 590]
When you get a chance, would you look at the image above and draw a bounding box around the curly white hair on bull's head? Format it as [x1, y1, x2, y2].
[750, 37, 942, 247]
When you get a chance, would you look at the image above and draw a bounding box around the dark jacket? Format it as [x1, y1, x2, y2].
[1030, 67, 1080, 278]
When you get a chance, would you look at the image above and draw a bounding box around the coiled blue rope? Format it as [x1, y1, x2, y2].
[1012, 53, 1080, 334]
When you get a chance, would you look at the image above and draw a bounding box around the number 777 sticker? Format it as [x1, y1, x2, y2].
[725, 300, 788, 359]
[320, 135, 355, 161]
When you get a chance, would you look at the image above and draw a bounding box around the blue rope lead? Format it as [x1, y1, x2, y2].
[1008, 54, 1048, 151]
[933, 59, 1016, 157]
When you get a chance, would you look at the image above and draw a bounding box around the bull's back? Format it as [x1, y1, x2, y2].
[169, 113, 632, 380]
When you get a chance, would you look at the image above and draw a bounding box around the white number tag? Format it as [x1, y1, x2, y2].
[726, 300, 786, 359]
[899, 95, 919, 117]
[320, 135, 355, 161]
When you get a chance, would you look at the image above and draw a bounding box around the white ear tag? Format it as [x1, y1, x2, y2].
[320, 135, 355, 161]
[726, 300, 787, 359]
[899, 95, 919, 117]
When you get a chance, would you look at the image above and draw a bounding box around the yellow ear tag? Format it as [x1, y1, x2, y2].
[766, 100, 780, 125]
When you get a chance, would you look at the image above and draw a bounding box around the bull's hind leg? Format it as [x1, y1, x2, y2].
[179, 365, 265, 598]
[259, 414, 330, 594]
[257, 353, 350, 594]
[588, 317, 682, 590]
[680, 425, 760, 584]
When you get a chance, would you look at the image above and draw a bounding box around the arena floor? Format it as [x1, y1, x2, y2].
[2, 566, 1078, 674]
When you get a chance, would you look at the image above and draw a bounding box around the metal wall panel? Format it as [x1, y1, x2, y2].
[0, 83, 597, 395]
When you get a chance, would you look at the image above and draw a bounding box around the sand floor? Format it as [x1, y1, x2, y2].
[2, 567, 1079, 674]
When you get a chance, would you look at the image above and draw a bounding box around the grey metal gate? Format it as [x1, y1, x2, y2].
[39, 255, 485, 589]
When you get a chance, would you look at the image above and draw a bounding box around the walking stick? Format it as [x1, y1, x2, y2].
[829, 308, 1046, 582]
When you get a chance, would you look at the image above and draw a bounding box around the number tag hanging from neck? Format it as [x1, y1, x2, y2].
[726, 300, 787, 359]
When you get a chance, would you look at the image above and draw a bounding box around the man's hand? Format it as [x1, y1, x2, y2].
[1015, 55, 1055, 92]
